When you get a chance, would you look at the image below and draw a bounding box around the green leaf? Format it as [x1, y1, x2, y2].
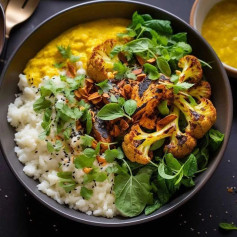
[57, 45, 71, 58]
[150, 139, 165, 151]
[193, 135, 209, 169]
[47, 142, 55, 153]
[97, 103, 127, 120]
[158, 100, 169, 115]
[74, 154, 95, 169]
[143, 19, 172, 35]
[105, 149, 119, 163]
[33, 96, 52, 112]
[41, 108, 52, 136]
[118, 97, 125, 106]
[57, 171, 73, 179]
[86, 111, 92, 134]
[130, 11, 145, 29]
[171, 82, 194, 94]
[188, 95, 197, 106]
[59, 178, 76, 193]
[63, 127, 72, 140]
[209, 129, 224, 151]
[80, 187, 93, 200]
[165, 153, 182, 171]
[54, 62, 65, 69]
[80, 135, 94, 148]
[83, 169, 107, 184]
[117, 147, 124, 159]
[171, 32, 187, 43]
[125, 38, 153, 53]
[54, 140, 63, 152]
[83, 148, 96, 158]
[110, 94, 118, 103]
[219, 222, 237, 231]
[126, 72, 137, 80]
[158, 163, 177, 179]
[145, 200, 161, 215]
[38, 131, 47, 140]
[96, 80, 113, 93]
[69, 55, 80, 63]
[57, 171, 76, 193]
[123, 99, 137, 116]
[113, 62, 128, 80]
[181, 177, 195, 187]
[176, 42, 192, 54]
[117, 28, 137, 39]
[93, 172, 107, 182]
[183, 154, 197, 177]
[199, 59, 212, 69]
[114, 172, 152, 217]
[110, 45, 123, 57]
[95, 142, 100, 155]
[143, 63, 160, 80]
[156, 57, 171, 76]
[170, 74, 179, 83]
[156, 174, 170, 204]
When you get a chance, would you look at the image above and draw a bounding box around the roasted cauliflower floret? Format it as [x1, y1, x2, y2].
[87, 39, 119, 82]
[188, 80, 211, 100]
[164, 107, 197, 158]
[178, 55, 203, 84]
[174, 93, 216, 139]
[122, 119, 176, 164]
[131, 77, 174, 127]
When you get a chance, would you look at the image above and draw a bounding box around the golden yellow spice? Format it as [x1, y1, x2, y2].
[202, 0, 237, 68]
[24, 18, 129, 85]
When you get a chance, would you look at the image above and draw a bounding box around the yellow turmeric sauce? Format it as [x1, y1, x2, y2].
[202, 0, 237, 68]
[24, 18, 129, 85]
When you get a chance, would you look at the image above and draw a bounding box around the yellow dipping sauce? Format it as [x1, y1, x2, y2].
[202, 0, 237, 68]
[24, 18, 129, 85]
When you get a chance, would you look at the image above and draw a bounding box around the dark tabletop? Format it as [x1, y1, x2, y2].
[0, 0, 237, 236]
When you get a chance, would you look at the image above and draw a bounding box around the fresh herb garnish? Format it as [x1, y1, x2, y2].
[96, 80, 113, 94]
[57, 45, 80, 63]
[143, 63, 160, 80]
[57, 171, 76, 193]
[80, 187, 93, 200]
[219, 222, 237, 231]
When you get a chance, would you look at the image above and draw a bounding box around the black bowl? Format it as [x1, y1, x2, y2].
[0, 0, 233, 227]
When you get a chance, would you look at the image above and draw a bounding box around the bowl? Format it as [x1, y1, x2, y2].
[0, 4, 5, 56]
[190, 0, 237, 78]
[0, 0, 233, 227]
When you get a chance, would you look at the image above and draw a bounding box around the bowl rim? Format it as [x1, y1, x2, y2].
[0, 0, 233, 227]
[0, 4, 5, 55]
[190, 0, 237, 75]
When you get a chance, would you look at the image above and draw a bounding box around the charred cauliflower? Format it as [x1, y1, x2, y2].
[178, 55, 203, 84]
[122, 117, 176, 164]
[164, 107, 197, 158]
[174, 93, 216, 139]
[87, 39, 119, 82]
[188, 80, 211, 100]
[131, 77, 174, 126]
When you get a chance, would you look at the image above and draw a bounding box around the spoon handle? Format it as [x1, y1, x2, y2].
[0, 37, 9, 77]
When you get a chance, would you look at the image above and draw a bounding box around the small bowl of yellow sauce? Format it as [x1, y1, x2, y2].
[190, 0, 237, 77]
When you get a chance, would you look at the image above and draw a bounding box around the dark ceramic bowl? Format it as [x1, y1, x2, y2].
[0, 0, 233, 227]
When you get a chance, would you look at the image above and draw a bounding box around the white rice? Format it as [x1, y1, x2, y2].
[7, 67, 118, 218]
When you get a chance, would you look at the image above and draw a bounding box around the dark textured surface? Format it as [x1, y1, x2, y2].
[0, 0, 236, 236]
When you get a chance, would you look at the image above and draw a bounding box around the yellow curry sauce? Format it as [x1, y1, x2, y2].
[24, 18, 129, 85]
[202, 0, 237, 68]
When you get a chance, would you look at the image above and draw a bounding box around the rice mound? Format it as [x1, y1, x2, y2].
[7, 74, 118, 218]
